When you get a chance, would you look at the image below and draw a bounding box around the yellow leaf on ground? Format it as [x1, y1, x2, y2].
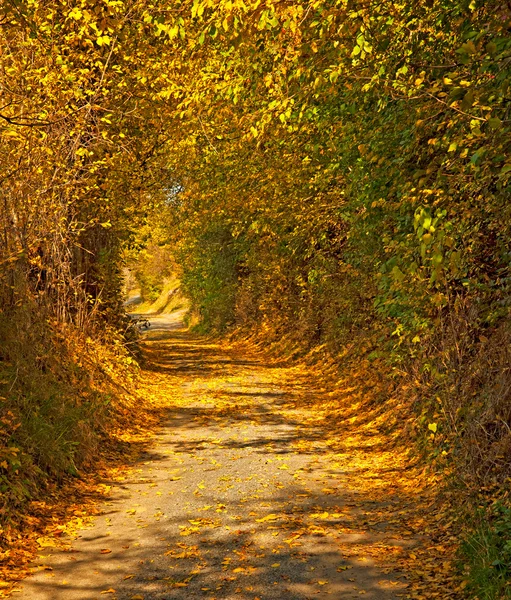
[36, 537, 57, 548]
[255, 513, 278, 522]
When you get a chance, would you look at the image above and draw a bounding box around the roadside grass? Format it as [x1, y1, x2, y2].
[0, 309, 166, 595]
[460, 502, 511, 600]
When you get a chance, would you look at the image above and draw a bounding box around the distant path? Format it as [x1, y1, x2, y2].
[18, 314, 416, 599]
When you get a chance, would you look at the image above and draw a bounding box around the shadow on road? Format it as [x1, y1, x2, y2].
[17, 315, 419, 600]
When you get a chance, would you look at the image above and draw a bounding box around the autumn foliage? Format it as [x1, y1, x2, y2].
[1, 0, 510, 597]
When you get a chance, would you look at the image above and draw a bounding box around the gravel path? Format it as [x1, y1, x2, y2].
[17, 313, 413, 600]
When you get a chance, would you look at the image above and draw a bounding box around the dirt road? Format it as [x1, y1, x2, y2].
[17, 313, 416, 599]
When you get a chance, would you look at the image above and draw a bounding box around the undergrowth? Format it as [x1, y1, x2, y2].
[227, 305, 511, 598]
[0, 304, 142, 538]
[461, 501, 511, 600]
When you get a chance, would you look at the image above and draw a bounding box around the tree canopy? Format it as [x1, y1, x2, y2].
[1, 2, 510, 595]
[1, 0, 510, 501]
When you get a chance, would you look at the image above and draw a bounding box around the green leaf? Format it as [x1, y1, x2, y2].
[488, 117, 502, 130]
[391, 265, 405, 282]
[461, 90, 474, 109]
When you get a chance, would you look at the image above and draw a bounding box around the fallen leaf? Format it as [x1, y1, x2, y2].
[255, 513, 278, 523]
[36, 537, 57, 548]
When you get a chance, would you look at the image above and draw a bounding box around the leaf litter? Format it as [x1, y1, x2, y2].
[1, 324, 464, 598]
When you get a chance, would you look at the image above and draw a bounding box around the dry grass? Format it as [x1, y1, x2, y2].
[0, 303, 170, 594]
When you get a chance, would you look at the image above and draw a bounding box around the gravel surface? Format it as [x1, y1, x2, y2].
[18, 313, 412, 600]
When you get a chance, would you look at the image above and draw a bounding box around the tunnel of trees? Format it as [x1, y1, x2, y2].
[0, 0, 510, 595]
